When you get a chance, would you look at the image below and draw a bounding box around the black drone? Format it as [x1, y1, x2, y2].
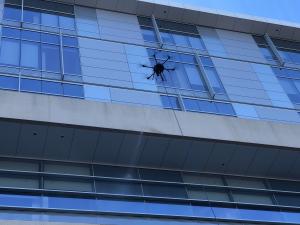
[142, 54, 175, 81]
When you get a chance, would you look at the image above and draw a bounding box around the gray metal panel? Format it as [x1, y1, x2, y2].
[161, 139, 191, 169]
[69, 129, 100, 162]
[182, 140, 215, 172]
[205, 142, 236, 173]
[43, 126, 74, 160]
[0, 120, 20, 155]
[138, 135, 169, 167]
[93, 130, 125, 163]
[17, 124, 48, 157]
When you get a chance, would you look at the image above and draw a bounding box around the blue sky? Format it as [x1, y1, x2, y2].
[157, 0, 300, 25]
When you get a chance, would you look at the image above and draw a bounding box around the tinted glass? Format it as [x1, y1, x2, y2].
[94, 165, 139, 179]
[143, 183, 187, 198]
[0, 76, 18, 90]
[0, 38, 20, 66]
[198, 100, 218, 113]
[215, 103, 235, 115]
[59, 16, 75, 30]
[3, 6, 21, 21]
[41, 33, 59, 44]
[141, 28, 157, 43]
[63, 47, 81, 74]
[41, 12, 58, 27]
[183, 98, 200, 111]
[42, 44, 61, 72]
[140, 169, 183, 182]
[269, 180, 300, 192]
[2, 27, 20, 38]
[63, 84, 84, 98]
[21, 30, 41, 41]
[42, 81, 63, 95]
[96, 181, 142, 196]
[20, 79, 42, 92]
[21, 41, 41, 69]
[62, 36, 78, 47]
[23, 8, 40, 24]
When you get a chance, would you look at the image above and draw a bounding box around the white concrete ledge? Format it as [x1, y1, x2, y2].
[1, 90, 300, 148]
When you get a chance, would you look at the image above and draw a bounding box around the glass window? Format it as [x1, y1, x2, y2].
[279, 78, 300, 103]
[21, 79, 42, 92]
[21, 41, 41, 69]
[215, 102, 235, 116]
[269, 179, 300, 192]
[44, 178, 93, 192]
[3, 6, 21, 21]
[205, 189, 231, 202]
[21, 30, 41, 41]
[62, 36, 78, 47]
[63, 47, 81, 75]
[42, 81, 63, 95]
[189, 36, 206, 51]
[41, 12, 58, 27]
[143, 183, 187, 198]
[182, 173, 224, 186]
[0, 193, 42, 208]
[23, 8, 40, 24]
[204, 67, 225, 94]
[200, 57, 214, 67]
[173, 33, 190, 47]
[94, 165, 139, 179]
[140, 169, 183, 182]
[41, 33, 60, 44]
[2, 27, 20, 38]
[0, 38, 20, 66]
[44, 162, 91, 175]
[160, 95, 181, 110]
[0, 76, 18, 90]
[96, 180, 142, 196]
[0, 174, 39, 189]
[63, 83, 84, 98]
[198, 100, 218, 113]
[226, 177, 266, 189]
[0, 158, 39, 171]
[275, 194, 300, 207]
[161, 32, 175, 45]
[42, 44, 61, 72]
[46, 196, 97, 211]
[232, 191, 273, 205]
[59, 15, 75, 30]
[141, 27, 157, 43]
[184, 64, 206, 91]
[183, 98, 200, 111]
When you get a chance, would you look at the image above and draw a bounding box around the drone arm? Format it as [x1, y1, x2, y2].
[153, 54, 158, 63]
[142, 65, 152, 68]
[162, 56, 171, 64]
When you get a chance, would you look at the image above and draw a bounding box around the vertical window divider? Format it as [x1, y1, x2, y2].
[177, 93, 186, 111]
[151, 15, 163, 48]
[59, 30, 65, 80]
[194, 54, 216, 99]
[21, 0, 24, 26]
[264, 33, 285, 67]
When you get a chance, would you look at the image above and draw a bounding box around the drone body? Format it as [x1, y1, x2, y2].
[142, 54, 175, 81]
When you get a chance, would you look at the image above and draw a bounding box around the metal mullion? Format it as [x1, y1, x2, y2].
[151, 15, 163, 48]
[194, 53, 216, 99]
[21, 0, 24, 24]
[59, 30, 65, 80]
[264, 33, 285, 66]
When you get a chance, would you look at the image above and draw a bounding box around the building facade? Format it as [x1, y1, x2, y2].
[1, 0, 300, 225]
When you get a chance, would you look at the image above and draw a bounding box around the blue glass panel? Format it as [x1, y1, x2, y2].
[21, 41, 41, 69]
[180, 54, 196, 64]
[3, 6, 21, 21]
[63, 47, 81, 75]
[63, 83, 84, 98]
[62, 36, 78, 47]
[161, 95, 172, 109]
[141, 28, 157, 42]
[41, 33, 60, 44]
[21, 79, 42, 92]
[41, 12, 59, 27]
[42, 44, 61, 72]
[183, 98, 200, 111]
[184, 64, 206, 91]
[23, 8, 41, 24]
[0, 194, 42, 208]
[21, 30, 41, 41]
[161, 32, 175, 45]
[188, 36, 206, 51]
[97, 198, 146, 214]
[42, 81, 63, 95]
[59, 16, 75, 30]
[172, 33, 190, 47]
[145, 201, 194, 217]
[198, 100, 217, 113]
[215, 102, 235, 115]
[282, 211, 300, 224]
[204, 67, 225, 94]
[2, 27, 21, 38]
[200, 57, 214, 67]
[238, 208, 284, 223]
[0, 38, 20, 66]
[213, 207, 240, 220]
[46, 196, 97, 211]
[0, 76, 18, 90]
[192, 204, 215, 218]
[169, 96, 181, 110]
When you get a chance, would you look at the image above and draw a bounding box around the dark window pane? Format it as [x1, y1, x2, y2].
[143, 183, 187, 198]
[42, 81, 63, 95]
[157, 20, 198, 34]
[23, 8, 40, 24]
[21, 30, 41, 41]
[63, 47, 81, 74]
[42, 44, 61, 72]
[21, 79, 42, 92]
[96, 181, 142, 196]
[215, 102, 235, 115]
[94, 165, 139, 179]
[161, 95, 180, 110]
[140, 169, 183, 182]
[62, 36, 78, 47]
[275, 194, 300, 207]
[25, 0, 74, 14]
[0, 38, 20, 66]
[141, 27, 157, 42]
[63, 83, 84, 98]
[2, 27, 20, 38]
[198, 100, 218, 113]
[0, 76, 18, 90]
[41, 33, 59, 44]
[3, 6, 21, 21]
[269, 180, 300, 192]
[138, 17, 153, 27]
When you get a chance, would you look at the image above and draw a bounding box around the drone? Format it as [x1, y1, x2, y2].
[142, 54, 175, 81]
